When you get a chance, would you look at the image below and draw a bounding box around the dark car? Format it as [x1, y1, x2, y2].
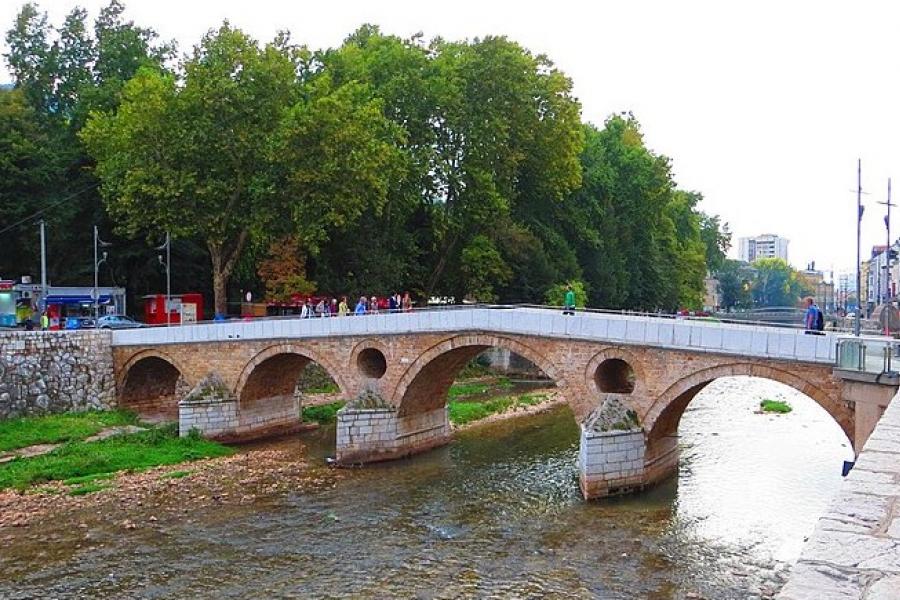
[96, 315, 145, 330]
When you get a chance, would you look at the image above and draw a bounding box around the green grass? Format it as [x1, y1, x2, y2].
[448, 376, 513, 400]
[0, 410, 139, 452]
[160, 469, 193, 480]
[448, 393, 549, 426]
[302, 401, 346, 424]
[68, 482, 112, 496]
[62, 472, 115, 485]
[760, 399, 793, 414]
[0, 424, 232, 491]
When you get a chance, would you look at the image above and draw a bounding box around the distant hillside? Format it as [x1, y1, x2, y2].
[0, 83, 13, 91]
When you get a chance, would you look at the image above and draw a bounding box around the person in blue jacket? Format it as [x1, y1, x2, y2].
[354, 296, 368, 316]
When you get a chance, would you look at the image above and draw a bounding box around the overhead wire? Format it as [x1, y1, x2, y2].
[0, 182, 100, 236]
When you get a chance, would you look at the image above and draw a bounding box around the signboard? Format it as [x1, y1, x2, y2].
[181, 303, 197, 323]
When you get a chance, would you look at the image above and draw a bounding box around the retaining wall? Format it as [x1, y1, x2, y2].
[778, 391, 900, 598]
[0, 330, 115, 419]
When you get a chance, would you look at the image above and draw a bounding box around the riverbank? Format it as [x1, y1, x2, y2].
[0, 378, 559, 525]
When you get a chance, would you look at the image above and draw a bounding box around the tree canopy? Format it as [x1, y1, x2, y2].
[2, 4, 731, 317]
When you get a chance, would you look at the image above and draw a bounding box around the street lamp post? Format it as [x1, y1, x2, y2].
[93, 226, 111, 320]
[157, 232, 171, 326]
[856, 159, 863, 336]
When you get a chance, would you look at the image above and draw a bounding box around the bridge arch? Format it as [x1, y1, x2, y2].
[392, 334, 567, 417]
[118, 349, 189, 421]
[644, 362, 853, 448]
[234, 343, 348, 406]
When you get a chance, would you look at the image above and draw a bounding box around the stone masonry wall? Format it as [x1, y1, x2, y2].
[777, 391, 900, 599]
[579, 428, 646, 499]
[336, 406, 451, 464]
[0, 330, 115, 419]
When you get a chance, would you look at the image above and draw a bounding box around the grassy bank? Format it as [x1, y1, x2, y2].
[449, 394, 548, 426]
[0, 410, 138, 452]
[448, 376, 513, 400]
[0, 424, 232, 491]
[301, 392, 552, 428]
[302, 402, 344, 424]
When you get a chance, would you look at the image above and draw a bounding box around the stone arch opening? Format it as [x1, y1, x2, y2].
[642, 364, 853, 488]
[236, 347, 346, 435]
[394, 335, 565, 418]
[595, 358, 635, 393]
[120, 356, 183, 422]
[357, 348, 387, 379]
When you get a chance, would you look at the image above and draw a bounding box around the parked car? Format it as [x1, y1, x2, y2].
[64, 316, 95, 330]
[96, 315, 145, 330]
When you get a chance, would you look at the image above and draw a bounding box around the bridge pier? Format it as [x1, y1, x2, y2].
[579, 427, 648, 499]
[335, 406, 452, 464]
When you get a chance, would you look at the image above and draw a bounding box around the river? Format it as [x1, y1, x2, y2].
[0, 376, 853, 599]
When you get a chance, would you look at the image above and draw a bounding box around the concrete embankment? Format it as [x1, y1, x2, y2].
[779, 391, 900, 599]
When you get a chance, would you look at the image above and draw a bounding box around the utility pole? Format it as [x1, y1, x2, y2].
[856, 159, 863, 337]
[878, 178, 895, 335]
[39, 220, 47, 308]
[157, 232, 171, 326]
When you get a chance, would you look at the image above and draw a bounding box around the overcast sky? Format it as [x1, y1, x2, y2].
[2, 0, 898, 276]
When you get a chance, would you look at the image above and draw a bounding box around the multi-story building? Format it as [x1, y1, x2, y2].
[738, 234, 789, 263]
[836, 271, 857, 312]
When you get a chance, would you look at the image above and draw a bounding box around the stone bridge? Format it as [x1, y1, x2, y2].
[109, 307, 897, 499]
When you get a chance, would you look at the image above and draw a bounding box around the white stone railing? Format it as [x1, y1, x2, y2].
[110, 306, 839, 364]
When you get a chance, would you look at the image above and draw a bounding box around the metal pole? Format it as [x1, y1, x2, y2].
[93, 225, 98, 320]
[887, 178, 892, 307]
[166, 232, 171, 327]
[39, 219, 47, 304]
[856, 159, 862, 337]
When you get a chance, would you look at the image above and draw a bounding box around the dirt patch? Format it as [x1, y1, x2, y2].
[0, 445, 339, 532]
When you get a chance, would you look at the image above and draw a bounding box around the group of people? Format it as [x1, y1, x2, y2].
[298, 292, 414, 318]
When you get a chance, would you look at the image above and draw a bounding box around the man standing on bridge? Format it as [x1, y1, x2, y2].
[804, 297, 824, 333]
[563, 284, 576, 316]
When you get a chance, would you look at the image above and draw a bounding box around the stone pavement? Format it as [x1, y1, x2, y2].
[778, 392, 900, 599]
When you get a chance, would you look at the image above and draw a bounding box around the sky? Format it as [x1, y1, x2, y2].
[1, 0, 898, 277]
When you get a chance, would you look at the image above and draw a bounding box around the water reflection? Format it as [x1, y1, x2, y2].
[0, 376, 853, 599]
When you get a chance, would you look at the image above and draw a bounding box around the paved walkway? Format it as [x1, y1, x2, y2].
[778, 392, 900, 599]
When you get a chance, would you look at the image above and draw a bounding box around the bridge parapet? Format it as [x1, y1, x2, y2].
[112, 307, 839, 365]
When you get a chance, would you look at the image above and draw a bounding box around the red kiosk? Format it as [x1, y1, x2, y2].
[143, 293, 204, 325]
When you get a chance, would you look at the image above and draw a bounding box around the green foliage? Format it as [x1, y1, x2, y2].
[301, 401, 345, 424]
[4, 9, 726, 316]
[760, 399, 792, 414]
[0, 424, 232, 490]
[545, 280, 587, 308]
[715, 259, 754, 310]
[0, 409, 138, 452]
[751, 258, 809, 308]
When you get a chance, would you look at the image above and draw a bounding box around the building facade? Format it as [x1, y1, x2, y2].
[738, 234, 789, 263]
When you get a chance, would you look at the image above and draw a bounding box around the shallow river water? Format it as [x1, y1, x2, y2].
[1, 376, 853, 599]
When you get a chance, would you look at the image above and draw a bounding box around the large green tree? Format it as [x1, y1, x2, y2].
[751, 258, 808, 307]
[81, 24, 400, 315]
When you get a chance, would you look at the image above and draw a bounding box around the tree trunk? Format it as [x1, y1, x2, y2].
[208, 230, 249, 318]
[209, 244, 228, 318]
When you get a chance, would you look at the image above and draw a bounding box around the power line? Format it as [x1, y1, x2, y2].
[0, 182, 99, 236]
